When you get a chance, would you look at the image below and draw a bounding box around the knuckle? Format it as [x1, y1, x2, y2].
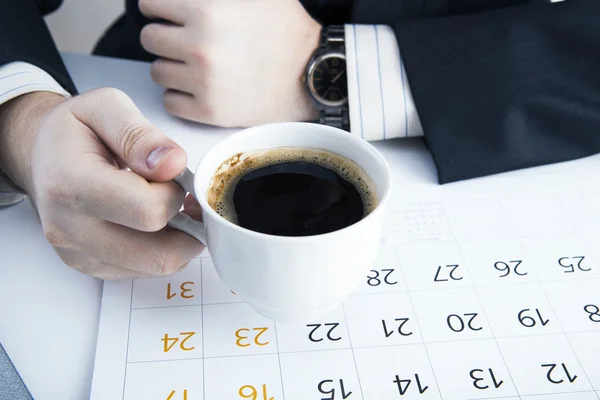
[42, 224, 70, 249]
[135, 199, 169, 232]
[190, 44, 207, 65]
[94, 86, 129, 103]
[44, 181, 74, 208]
[117, 123, 153, 162]
[138, 0, 154, 15]
[195, 101, 214, 122]
[149, 62, 162, 84]
[139, 25, 153, 49]
[155, 248, 186, 276]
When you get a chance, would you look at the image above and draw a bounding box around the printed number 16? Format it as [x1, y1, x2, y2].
[239, 384, 273, 400]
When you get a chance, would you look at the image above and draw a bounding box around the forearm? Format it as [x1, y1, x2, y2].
[0, 92, 66, 197]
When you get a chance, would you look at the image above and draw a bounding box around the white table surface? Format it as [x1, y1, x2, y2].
[1, 52, 599, 400]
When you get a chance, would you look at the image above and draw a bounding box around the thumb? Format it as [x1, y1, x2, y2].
[69, 87, 187, 182]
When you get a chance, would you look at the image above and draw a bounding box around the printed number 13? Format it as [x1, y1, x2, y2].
[239, 384, 273, 400]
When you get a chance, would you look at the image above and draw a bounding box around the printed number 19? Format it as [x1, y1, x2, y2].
[239, 384, 273, 400]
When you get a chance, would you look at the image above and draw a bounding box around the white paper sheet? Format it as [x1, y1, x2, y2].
[89, 177, 600, 400]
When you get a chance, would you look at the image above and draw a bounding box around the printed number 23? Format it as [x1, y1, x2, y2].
[236, 328, 270, 347]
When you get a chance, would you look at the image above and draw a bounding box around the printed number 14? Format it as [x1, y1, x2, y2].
[239, 384, 273, 400]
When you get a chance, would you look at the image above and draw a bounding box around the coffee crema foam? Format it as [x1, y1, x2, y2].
[207, 147, 378, 226]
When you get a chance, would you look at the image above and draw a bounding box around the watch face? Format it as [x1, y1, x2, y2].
[309, 53, 348, 107]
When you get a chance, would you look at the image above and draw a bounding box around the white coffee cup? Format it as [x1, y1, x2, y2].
[168, 122, 392, 322]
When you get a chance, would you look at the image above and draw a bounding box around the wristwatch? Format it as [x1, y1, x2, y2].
[304, 25, 350, 131]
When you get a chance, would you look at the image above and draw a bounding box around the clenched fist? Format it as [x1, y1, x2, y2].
[0, 89, 204, 279]
[139, 0, 321, 127]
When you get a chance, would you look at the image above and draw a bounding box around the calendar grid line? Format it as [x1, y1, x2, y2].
[441, 202, 522, 399]
[121, 280, 134, 400]
[200, 260, 206, 400]
[100, 188, 600, 400]
[381, 229, 594, 247]
[497, 197, 600, 399]
[537, 279, 599, 398]
[131, 303, 205, 311]
[555, 192, 600, 278]
[128, 277, 600, 312]
[349, 275, 600, 295]
[390, 246, 446, 400]
[341, 304, 365, 399]
[462, 389, 599, 400]
[273, 321, 287, 399]
[122, 327, 600, 366]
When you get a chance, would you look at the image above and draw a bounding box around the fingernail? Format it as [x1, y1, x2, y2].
[147, 146, 172, 169]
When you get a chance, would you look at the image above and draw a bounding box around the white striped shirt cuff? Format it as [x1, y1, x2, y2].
[0, 61, 72, 207]
[345, 24, 424, 141]
[0, 61, 71, 106]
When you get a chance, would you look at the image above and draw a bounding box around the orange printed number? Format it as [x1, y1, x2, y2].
[166, 390, 188, 400]
[239, 384, 273, 400]
[162, 332, 196, 352]
[167, 281, 195, 300]
[235, 327, 270, 347]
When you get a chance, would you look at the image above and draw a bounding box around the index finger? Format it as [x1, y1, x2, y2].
[80, 165, 186, 233]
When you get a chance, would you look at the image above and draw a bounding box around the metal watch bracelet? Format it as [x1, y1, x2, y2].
[318, 25, 350, 132]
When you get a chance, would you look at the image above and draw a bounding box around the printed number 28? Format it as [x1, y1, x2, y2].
[367, 269, 397, 286]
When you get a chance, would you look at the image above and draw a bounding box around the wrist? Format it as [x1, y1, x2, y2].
[0, 92, 67, 196]
[303, 25, 350, 131]
[291, 17, 321, 122]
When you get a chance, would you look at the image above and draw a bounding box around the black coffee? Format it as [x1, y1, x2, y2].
[207, 148, 377, 236]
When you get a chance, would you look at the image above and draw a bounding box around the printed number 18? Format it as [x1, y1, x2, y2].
[239, 384, 273, 400]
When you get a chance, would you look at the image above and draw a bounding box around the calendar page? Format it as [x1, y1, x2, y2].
[89, 178, 600, 400]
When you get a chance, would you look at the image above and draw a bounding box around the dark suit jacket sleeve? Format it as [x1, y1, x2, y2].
[348, 0, 600, 184]
[0, 0, 77, 95]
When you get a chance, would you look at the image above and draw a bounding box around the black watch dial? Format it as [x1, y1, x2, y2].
[309, 54, 348, 106]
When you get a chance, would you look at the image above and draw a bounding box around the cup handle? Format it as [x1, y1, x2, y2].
[168, 167, 207, 244]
